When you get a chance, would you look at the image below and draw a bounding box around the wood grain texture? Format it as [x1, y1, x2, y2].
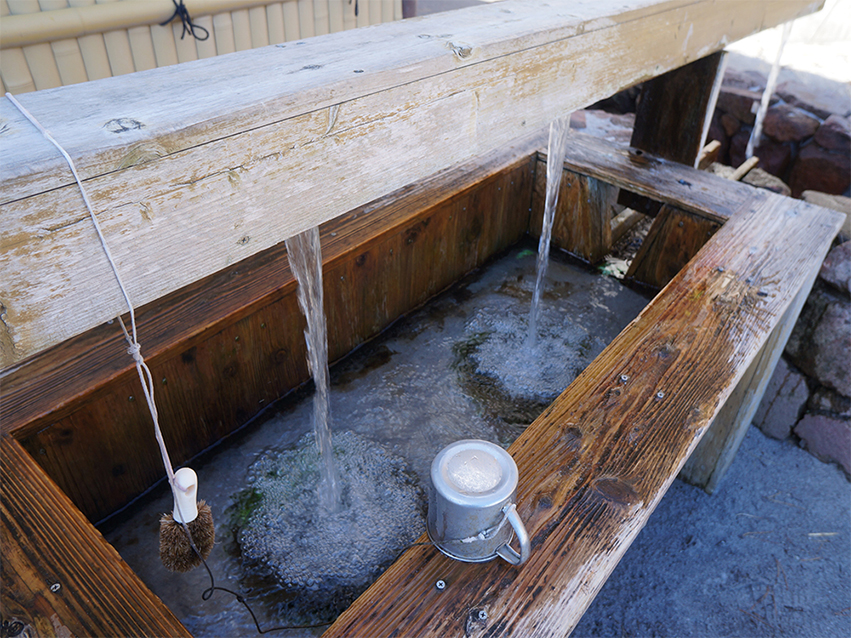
[680, 281, 816, 492]
[0, 0, 823, 369]
[625, 205, 721, 289]
[0, 434, 191, 638]
[619, 51, 726, 216]
[324, 190, 844, 638]
[2, 131, 542, 522]
[529, 159, 616, 264]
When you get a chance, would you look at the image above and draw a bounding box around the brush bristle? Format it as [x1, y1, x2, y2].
[159, 500, 215, 573]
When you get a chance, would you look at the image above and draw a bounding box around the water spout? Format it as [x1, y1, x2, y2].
[746, 20, 793, 159]
[528, 116, 572, 347]
[286, 226, 342, 512]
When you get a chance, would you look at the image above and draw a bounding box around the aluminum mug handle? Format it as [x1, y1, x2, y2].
[495, 503, 530, 565]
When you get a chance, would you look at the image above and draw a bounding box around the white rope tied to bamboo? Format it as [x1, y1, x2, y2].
[5, 92, 180, 495]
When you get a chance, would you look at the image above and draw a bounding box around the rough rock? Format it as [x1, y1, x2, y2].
[762, 103, 821, 142]
[794, 414, 851, 477]
[706, 111, 729, 163]
[785, 284, 851, 397]
[720, 112, 741, 138]
[809, 386, 851, 419]
[777, 80, 851, 119]
[753, 358, 810, 440]
[814, 114, 851, 154]
[729, 130, 792, 178]
[802, 191, 851, 240]
[789, 142, 851, 197]
[741, 167, 792, 197]
[716, 86, 764, 125]
[819, 241, 851, 296]
[721, 67, 767, 92]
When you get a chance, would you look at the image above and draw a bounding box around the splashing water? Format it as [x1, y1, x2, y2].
[747, 21, 793, 158]
[285, 227, 342, 512]
[528, 116, 572, 347]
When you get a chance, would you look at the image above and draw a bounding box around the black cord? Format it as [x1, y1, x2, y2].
[179, 521, 331, 633]
[178, 523, 437, 633]
[349, 0, 358, 18]
[161, 0, 210, 41]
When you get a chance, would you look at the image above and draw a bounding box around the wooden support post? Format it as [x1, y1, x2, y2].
[618, 51, 727, 215]
[625, 206, 721, 289]
[529, 158, 616, 264]
[679, 277, 818, 493]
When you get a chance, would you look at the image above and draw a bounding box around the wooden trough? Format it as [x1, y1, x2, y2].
[1, 1, 845, 636]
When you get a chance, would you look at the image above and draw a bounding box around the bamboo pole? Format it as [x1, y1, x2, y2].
[281, 1, 299, 40]
[267, 1, 286, 43]
[1, 0, 293, 48]
[248, 5, 268, 47]
[127, 25, 157, 71]
[231, 8, 253, 50]
[297, 0, 314, 38]
[313, 0, 329, 36]
[149, 22, 179, 66]
[212, 12, 237, 54]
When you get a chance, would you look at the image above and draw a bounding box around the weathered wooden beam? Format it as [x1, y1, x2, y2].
[625, 206, 721, 288]
[0, 0, 823, 369]
[679, 280, 816, 492]
[619, 50, 727, 214]
[0, 434, 191, 638]
[325, 189, 844, 638]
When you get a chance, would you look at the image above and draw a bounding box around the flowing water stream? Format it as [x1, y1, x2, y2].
[528, 116, 572, 347]
[285, 227, 342, 512]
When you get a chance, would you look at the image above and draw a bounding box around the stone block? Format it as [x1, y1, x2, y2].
[777, 80, 851, 120]
[809, 386, 851, 419]
[819, 240, 851, 297]
[786, 284, 851, 397]
[794, 414, 851, 477]
[720, 112, 741, 138]
[814, 115, 851, 155]
[802, 191, 851, 241]
[729, 130, 792, 178]
[753, 358, 809, 440]
[789, 142, 851, 198]
[741, 167, 791, 197]
[762, 104, 820, 143]
[717, 87, 762, 125]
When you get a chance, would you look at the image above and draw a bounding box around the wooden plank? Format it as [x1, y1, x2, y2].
[325, 189, 844, 638]
[50, 37, 89, 86]
[248, 4, 269, 47]
[529, 158, 616, 264]
[0, 0, 822, 370]
[149, 22, 179, 67]
[619, 51, 726, 215]
[680, 280, 817, 492]
[213, 12, 237, 54]
[2, 131, 542, 521]
[625, 206, 721, 288]
[231, 8, 253, 50]
[0, 434, 191, 638]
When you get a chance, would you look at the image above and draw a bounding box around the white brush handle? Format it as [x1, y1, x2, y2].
[172, 467, 199, 524]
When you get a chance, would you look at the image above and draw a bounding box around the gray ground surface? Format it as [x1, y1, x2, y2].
[573, 427, 851, 638]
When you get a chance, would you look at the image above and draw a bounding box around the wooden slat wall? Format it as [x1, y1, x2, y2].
[0, 0, 393, 93]
[1, 131, 542, 522]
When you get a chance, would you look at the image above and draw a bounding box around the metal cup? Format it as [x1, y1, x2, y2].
[427, 439, 530, 565]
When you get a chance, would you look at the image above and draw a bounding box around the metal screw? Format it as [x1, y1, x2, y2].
[620, 374, 629, 382]
[656, 391, 665, 399]
[478, 610, 488, 621]
[436, 580, 446, 590]
[50, 583, 61, 592]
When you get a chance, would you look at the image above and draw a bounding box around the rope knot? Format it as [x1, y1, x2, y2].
[127, 341, 143, 363]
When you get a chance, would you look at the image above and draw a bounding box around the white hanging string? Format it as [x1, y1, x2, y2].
[6, 92, 178, 492]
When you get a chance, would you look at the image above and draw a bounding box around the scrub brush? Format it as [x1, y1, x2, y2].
[160, 467, 215, 572]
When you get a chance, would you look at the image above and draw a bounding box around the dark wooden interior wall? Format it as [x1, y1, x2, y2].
[1, 141, 539, 523]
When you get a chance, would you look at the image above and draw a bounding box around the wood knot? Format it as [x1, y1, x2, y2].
[274, 349, 288, 364]
[447, 41, 473, 60]
[562, 426, 583, 453]
[103, 118, 144, 133]
[591, 477, 639, 509]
